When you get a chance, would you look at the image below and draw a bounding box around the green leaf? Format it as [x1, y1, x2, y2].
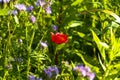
[14, 15, 19, 24]
[99, 42, 109, 49]
[0, 66, 3, 70]
[113, 38, 120, 58]
[91, 30, 106, 60]
[102, 10, 120, 24]
[71, 0, 83, 6]
[98, 53, 106, 71]
[109, 27, 117, 60]
[114, 64, 120, 69]
[77, 32, 85, 38]
[75, 50, 99, 72]
[92, 28, 102, 35]
[67, 21, 83, 29]
[111, 21, 120, 28]
[76, 76, 82, 80]
[56, 43, 66, 51]
[114, 78, 120, 80]
[0, 9, 8, 16]
[115, 52, 120, 57]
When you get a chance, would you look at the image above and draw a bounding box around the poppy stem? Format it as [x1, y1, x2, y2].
[58, 0, 63, 32]
[55, 51, 58, 65]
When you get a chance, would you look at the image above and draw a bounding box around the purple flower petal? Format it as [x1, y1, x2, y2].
[87, 72, 95, 80]
[45, 6, 52, 14]
[52, 25, 57, 31]
[36, 0, 46, 7]
[3, 0, 10, 3]
[8, 10, 18, 16]
[29, 75, 35, 80]
[39, 0, 46, 7]
[14, 4, 26, 11]
[44, 66, 59, 78]
[35, 0, 52, 14]
[30, 15, 36, 23]
[73, 65, 95, 80]
[27, 6, 34, 12]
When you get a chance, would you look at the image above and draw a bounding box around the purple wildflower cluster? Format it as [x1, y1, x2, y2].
[14, 4, 34, 13]
[36, 0, 52, 14]
[4, 0, 95, 79]
[44, 66, 59, 79]
[13, 3, 36, 23]
[0, 0, 10, 3]
[8, 0, 52, 24]
[14, 4, 27, 11]
[73, 65, 95, 80]
[29, 75, 42, 80]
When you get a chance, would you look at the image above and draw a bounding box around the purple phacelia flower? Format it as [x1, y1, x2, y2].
[73, 65, 95, 80]
[29, 75, 35, 80]
[44, 66, 59, 78]
[87, 72, 95, 80]
[29, 75, 42, 80]
[8, 10, 18, 16]
[45, 6, 51, 14]
[27, 6, 34, 12]
[0, 0, 10, 3]
[12, 10, 18, 15]
[36, 0, 46, 7]
[30, 15, 36, 23]
[52, 25, 58, 31]
[35, 0, 52, 14]
[36, 77, 42, 80]
[4, 0, 10, 3]
[14, 4, 26, 11]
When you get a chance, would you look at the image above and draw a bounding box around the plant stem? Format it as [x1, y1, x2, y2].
[26, 53, 30, 79]
[3, 22, 11, 79]
[58, 0, 63, 32]
[102, 60, 112, 80]
[17, 64, 20, 80]
[55, 51, 58, 65]
[26, 24, 30, 79]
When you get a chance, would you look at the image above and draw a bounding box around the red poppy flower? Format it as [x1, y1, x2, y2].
[51, 32, 68, 44]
